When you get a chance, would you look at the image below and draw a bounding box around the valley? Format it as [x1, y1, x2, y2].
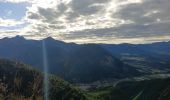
[0, 36, 170, 100]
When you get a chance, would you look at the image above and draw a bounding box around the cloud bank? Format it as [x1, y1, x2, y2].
[0, 0, 170, 44]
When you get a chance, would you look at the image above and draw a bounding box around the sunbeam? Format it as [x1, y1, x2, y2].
[42, 40, 49, 100]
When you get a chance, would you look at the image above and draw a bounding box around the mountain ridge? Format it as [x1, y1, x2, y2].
[0, 36, 170, 83]
[2, 35, 170, 45]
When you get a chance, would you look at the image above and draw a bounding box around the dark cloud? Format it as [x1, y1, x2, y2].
[22, 0, 170, 43]
[26, 11, 41, 19]
[115, 0, 170, 23]
[69, 0, 107, 15]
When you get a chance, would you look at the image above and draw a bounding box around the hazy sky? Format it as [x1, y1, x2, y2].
[0, 0, 170, 44]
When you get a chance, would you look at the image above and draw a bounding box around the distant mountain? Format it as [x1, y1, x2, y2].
[0, 36, 141, 83]
[86, 78, 170, 100]
[0, 59, 86, 100]
[101, 42, 170, 59]
[101, 42, 170, 74]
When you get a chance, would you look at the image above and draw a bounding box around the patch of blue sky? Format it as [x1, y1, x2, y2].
[0, 2, 29, 20]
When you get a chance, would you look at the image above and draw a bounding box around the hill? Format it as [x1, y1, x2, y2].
[0, 59, 86, 100]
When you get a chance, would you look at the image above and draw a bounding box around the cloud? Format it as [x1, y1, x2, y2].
[111, 0, 170, 38]
[69, 0, 109, 16]
[0, 0, 29, 3]
[0, 18, 25, 27]
[0, 0, 170, 44]
[25, 0, 124, 34]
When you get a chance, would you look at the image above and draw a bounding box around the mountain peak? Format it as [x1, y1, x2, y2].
[0, 35, 25, 43]
[13, 35, 25, 40]
[43, 36, 66, 45]
[44, 36, 55, 41]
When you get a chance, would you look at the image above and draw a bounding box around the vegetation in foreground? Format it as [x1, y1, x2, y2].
[0, 59, 86, 100]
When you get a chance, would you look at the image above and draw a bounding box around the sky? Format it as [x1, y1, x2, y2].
[0, 0, 170, 44]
